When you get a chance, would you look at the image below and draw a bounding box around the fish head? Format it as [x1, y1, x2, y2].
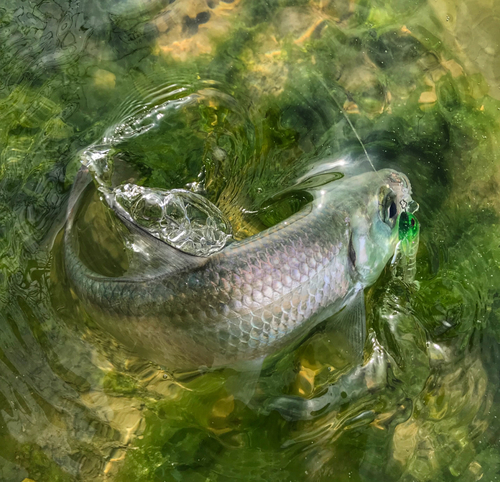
[346, 169, 414, 286]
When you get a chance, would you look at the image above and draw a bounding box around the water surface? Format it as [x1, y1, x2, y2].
[1, 0, 500, 481]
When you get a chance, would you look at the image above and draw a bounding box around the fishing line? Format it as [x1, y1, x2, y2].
[314, 74, 379, 175]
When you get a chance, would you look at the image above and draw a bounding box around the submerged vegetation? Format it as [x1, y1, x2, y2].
[0, 0, 500, 481]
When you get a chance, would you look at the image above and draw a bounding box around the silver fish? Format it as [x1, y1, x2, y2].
[64, 167, 413, 372]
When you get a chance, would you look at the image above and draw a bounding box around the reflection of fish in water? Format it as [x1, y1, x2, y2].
[64, 168, 414, 373]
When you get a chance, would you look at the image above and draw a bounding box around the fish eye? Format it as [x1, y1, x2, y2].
[379, 188, 398, 228]
[389, 200, 397, 219]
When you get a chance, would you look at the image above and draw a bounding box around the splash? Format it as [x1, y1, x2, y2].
[113, 184, 232, 256]
[82, 143, 233, 257]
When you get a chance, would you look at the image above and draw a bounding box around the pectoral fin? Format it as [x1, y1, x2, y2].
[325, 288, 367, 363]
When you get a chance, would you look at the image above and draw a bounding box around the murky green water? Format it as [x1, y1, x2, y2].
[1, 0, 500, 481]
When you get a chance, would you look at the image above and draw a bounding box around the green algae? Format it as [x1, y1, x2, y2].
[0, 0, 499, 481]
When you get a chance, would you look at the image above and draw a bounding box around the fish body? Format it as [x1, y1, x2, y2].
[65, 168, 413, 371]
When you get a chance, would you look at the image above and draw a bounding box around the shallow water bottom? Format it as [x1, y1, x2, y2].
[0, 0, 500, 480]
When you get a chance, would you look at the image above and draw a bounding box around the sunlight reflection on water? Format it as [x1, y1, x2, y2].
[0, 0, 499, 481]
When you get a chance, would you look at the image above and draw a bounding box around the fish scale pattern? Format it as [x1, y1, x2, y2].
[67, 205, 353, 369]
[206, 223, 349, 358]
[143, 207, 353, 365]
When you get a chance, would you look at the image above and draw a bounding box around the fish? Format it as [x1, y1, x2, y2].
[64, 167, 414, 374]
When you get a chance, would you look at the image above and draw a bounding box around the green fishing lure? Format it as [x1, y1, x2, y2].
[392, 211, 420, 282]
